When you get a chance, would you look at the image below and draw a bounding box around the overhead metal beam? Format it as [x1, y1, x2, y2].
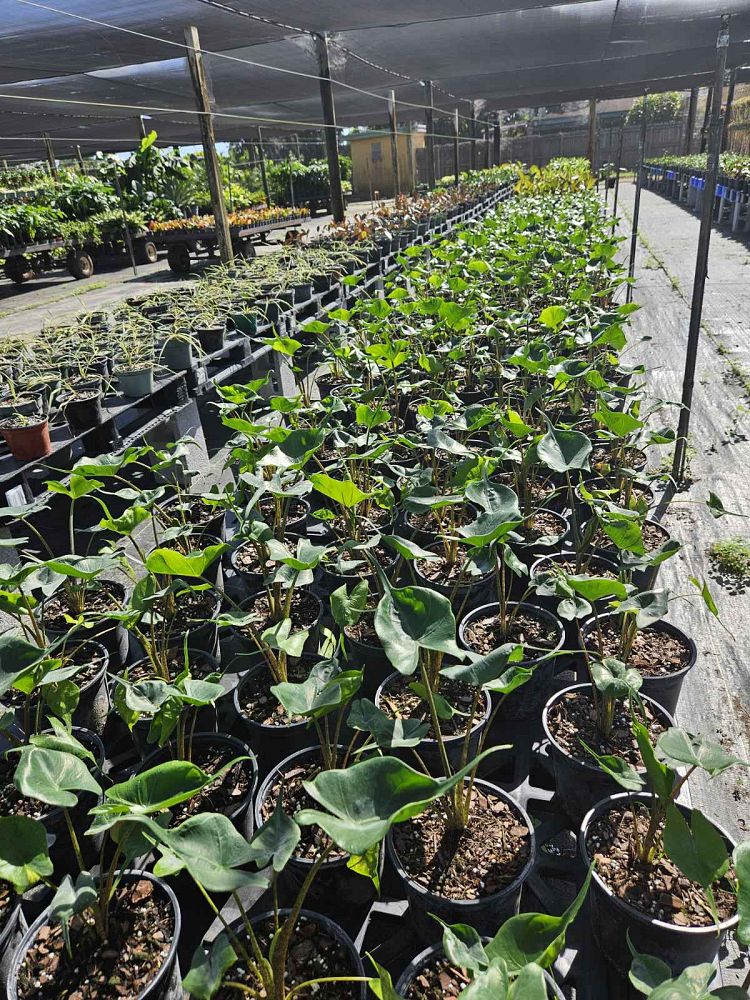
[672, 17, 730, 483]
[183, 24, 232, 265]
[313, 32, 345, 223]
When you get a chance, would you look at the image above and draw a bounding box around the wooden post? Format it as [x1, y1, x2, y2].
[673, 17, 730, 483]
[423, 80, 436, 189]
[313, 32, 345, 223]
[470, 103, 478, 171]
[43, 133, 58, 180]
[183, 24, 233, 264]
[493, 117, 501, 166]
[138, 116, 148, 139]
[256, 127, 270, 206]
[388, 89, 401, 197]
[700, 87, 713, 153]
[721, 69, 735, 152]
[684, 87, 698, 154]
[453, 109, 461, 186]
[75, 145, 85, 170]
[587, 99, 597, 168]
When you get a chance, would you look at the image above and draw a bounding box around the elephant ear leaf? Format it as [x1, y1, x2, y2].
[182, 932, 238, 1000]
[536, 423, 592, 473]
[367, 956, 405, 1000]
[0, 816, 52, 893]
[14, 746, 101, 808]
[485, 864, 593, 971]
[49, 873, 98, 955]
[245, 796, 300, 873]
[732, 841, 750, 947]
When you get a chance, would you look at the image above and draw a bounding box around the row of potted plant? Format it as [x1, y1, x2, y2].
[0, 160, 746, 997]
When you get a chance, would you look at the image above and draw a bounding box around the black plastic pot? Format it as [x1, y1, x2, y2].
[6, 870, 182, 1000]
[0, 898, 24, 994]
[386, 779, 535, 943]
[42, 580, 130, 668]
[62, 390, 104, 434]
[158, 494, 226, 541]
[580, 793, 739, 975]
[579, 614, 696, 716]
[231, 653, 316, 773]
[530, 551, 620, 648]
[512, 508, 570, 565]
[542, 683, 675, 824]
[148, 533, 223, 587]
[139, 731, 258, 835]
[293, 282, 313, 303]
[580, 516, 672, 592]
[254, 745, 380, 909]
[395, 941, 564, 997]
[342, 619, 392, 699]
[375, 671, 491, 775]
[458, 602, 565, 721]
[232, 589, 323, 659]
[196, 325, 225, 354]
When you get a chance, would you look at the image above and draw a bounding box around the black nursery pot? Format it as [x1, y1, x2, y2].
[230, 653, 316, 773]
[395, 942, 563, 997]
[580, 793, 739, 975]
[6, 870, 182, 1000]
[542, 683, 675, 824]
[42, 580, 130, 670]
[512, 508, 570, 566]
[386, 779, 535, 944]
[411, 543, 494, 613]
[232, 589, 323, 658]
[0, 898, 24, 993]
[458, 601, 565, 721]
[375, 671, 491, 776]
[253, 746, 380, 911]
[62, 391, 104, 435]
[196, 324, 225, 354]
[342, 620, 392, 699]
[581, 516, 672, 592]
[530, 551, 620, 648]
[139, 731, 258, 836]
[579, 614, 696, 717]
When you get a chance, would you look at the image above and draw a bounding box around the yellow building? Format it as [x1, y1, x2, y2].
[349, 128, 425, 199]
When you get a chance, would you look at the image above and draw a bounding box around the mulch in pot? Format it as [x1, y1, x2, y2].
[238, 657, 310, 727]
[584, 621, 691, 676]
[589, 521, 668, 554]
[462, 608, 559, 656]
[517, 509, 566, 544]
[0, 884, 15, 938]
[215, 913, 357, 1000]
[238, 590, 320, 637]
[378, 674, 480, 740]
[42, 580, 124, 633]
[160, 589, 218, 636]
[260, 754, 345, 862]
[3, 641, 106, 708]
[17, 877, 174, 1000]
[402, 956, 474, 998]
[546, 688, 667, 766]
[392, 786, 530, 901]
[414, 551, 491, 587]
[156, 741, 253, 825]
[157, 495, 221, 529]
[124, 649, 216, 684]
[586, 803, 736, 927]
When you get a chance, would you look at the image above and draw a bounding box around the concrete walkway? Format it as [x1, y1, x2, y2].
[616, 182, 750, 849]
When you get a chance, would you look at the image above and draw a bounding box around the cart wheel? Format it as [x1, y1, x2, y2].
[167, 243, 192, 274]
[134, 238, 158, 265]
[4, 255, 33, 284]
[67, 249, 94, 280]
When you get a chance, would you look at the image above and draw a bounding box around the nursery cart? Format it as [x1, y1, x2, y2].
[0, 230, 158, 284]
[1, 238, 71, 284]
[153, 214, 309, 274]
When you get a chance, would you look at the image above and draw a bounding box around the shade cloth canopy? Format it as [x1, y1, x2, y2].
[1, 0, 749, 159]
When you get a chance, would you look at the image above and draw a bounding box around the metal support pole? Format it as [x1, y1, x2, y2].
[604, 126, 613, 206]
[256, 128, 270, 206]
[423, 80, 436, 188]
[611, 127, 625, 231]
[493, 118, 501, 166]
[75, 145, 85, 170]
[453, 109, 460, 186]
[313, 32, 345, 223]
[626, 93, 649, 305]
[470, 103, 478, 171]
[484, 119, 491, 170]
[112, 172, 138, 278]
[700, 87, 713, 152]
[183, 24, 233, 264]
[138, 115, 148, 139]
[672, 17, 730, 483]
[587, 99, 597, 168]
[287, 151, 296, 210]
[684, 87, 698, 154]
[42, 133, 58, 180]
[388, 89, 401, 197]
[721, 69, 735, 152]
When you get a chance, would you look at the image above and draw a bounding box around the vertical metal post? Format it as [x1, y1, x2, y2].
[287, 151, 296, 210]
[226, 154, 234, 213]
[672, 17, 730, 482]
[470, 103, 478, 171]
[388, 89, 401, 197]
[587, 98, 597, 168]
[484, 119, 491, 170]
[75, 145, 85, 170]
[112, 172, 138, 277]
[314, 32, 345, 223]
[42, 133, 58, 180]
[493, 117, 501, 166]
[423, 80, 436, 188]
[626, 93, 649, 304]
[256, 128, 270, 206]
[183, 24, 233, 264]
[684, 87, 698, 154]
[700, 87, 713, 152]
[453, 109, 460, 186]
[721, 69, 735, 152]
[138, 116, 148, 139]
[604, 126, 613, 205]
[611, 127, 625, 230]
